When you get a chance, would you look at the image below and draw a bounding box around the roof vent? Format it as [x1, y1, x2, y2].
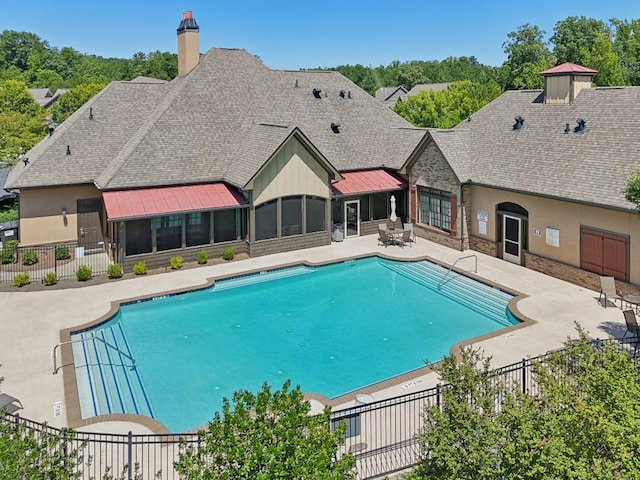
[312, 88, 322, 99]
[295, 79, 299, 88]
[66, 145, 71, 155]
[347, 91, 351, 99]
[513, 115, 524, 130]
[89, 107, 94, 120]
[575, 118, 586, 133]
[339, 90, 346, 98]
[564, 123, 571, 134]
[331, 122, 341, 133]
[48, 124, 55, 136]
[22, 156, 29, 166]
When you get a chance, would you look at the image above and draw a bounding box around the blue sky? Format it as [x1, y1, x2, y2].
[1, 1, 638, 70]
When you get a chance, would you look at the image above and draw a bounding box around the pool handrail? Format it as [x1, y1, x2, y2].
[52, 337, 136, 375]
[437, 254, 478, 290]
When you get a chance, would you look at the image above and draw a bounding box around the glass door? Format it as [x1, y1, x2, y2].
[344, 200, 360, 238]
[502, 214, 521, 264]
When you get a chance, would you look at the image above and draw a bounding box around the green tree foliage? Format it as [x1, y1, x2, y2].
[175, 380, 355, 479]
[411, 329, 640, 479]
[611, 18, 640, 85]
[500, 24, 554, 89]
[623, 170, 640, 212]
[551, 16, 610, 65]
[0, 79, 41, 115]
[393, 80, 501, 128]
[51, 82, 105, 123]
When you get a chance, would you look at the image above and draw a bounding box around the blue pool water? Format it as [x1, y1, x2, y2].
[71, 257, 517, 432]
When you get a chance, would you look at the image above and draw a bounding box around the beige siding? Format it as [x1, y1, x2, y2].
[469, 185, 640, 284]
[571, 75, 593, 102]
[544, 76, 570, 104]
[252, 138, 330, 205]
[19, 185, 102, 245]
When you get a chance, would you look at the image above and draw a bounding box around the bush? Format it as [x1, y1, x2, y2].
[76, 265, 92, 281]
[107, 263, 123, 279]
[133, 261, 147, 275]
[196, 249, 208, 264]
[169, 256, 184, 270]
[21, 249, 38, 266]
[55, 245, 70, 260]
[222, 247, 235, 261]
[13, 272, 30, 287]
[1, 240, 18, 264]
[43, 272, 58, 286]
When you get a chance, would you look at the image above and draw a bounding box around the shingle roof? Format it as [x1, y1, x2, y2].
[445, 86, 640, 211]
[9, 48, 424, 191]
[405, 83, 450, 97]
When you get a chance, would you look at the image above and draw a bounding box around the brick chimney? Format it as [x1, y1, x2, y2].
[177, 11, 199, 76]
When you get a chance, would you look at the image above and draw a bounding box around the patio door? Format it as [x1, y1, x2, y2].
[344, 200, 360, 238]
[502, 214, 521, 264]
[77, 198, 104, 247]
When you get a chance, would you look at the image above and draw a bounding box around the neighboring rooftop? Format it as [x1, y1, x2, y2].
[28, 88, 68, 108]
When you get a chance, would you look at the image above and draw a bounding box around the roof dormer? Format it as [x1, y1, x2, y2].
[540, 62, 597, 104]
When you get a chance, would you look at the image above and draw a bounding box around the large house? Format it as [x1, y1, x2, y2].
[6, 13, 640, 287]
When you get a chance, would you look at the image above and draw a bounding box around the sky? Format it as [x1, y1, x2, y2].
[1, 1, 639, 70]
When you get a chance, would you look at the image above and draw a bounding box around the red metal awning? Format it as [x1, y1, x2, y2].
[103, 184, 247, 221]
[331, 169, 407, 196]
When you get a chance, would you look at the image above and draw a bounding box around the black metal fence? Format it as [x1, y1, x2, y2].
[0, 241, 111, 284]
[2, 335, 638, 479]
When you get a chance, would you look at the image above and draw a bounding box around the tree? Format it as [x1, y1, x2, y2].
[0, 79, 41, 115]
[410, 329, 640, 479]
[393, 80, 501, 129]
[175, 381, 355, 479]
[0, 30, 47, 71]
[551, 16, 610, 65]
[623, 170, 640, 212]
[500, 24, 554, 90]
[51, 82, 105, 123]
[612, 18, 640, 85]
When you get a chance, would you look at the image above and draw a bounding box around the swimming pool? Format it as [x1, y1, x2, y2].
[71, 257, 518, 432]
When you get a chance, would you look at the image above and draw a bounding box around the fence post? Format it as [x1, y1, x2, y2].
[127, 430, 133, 480]
[436, 383, 441, 410]
[521, 358, 527, 395]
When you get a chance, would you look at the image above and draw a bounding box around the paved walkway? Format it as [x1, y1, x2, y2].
[0, 235, 627, 433]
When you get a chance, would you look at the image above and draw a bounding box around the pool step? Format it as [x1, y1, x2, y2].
[210, 265, 313, 291]
[380, 260, 513, 326]
[72, 324, 154, 420]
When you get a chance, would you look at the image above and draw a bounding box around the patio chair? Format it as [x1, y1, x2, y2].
[0, 393, 23, 414]
[599, 276, 622, 309]
[378, 229, 392, 247]
[403, 223, 416, 243]
[398, 229, 412, 248]
[622, 309, 640, 356]
[378, 223, 388, 231]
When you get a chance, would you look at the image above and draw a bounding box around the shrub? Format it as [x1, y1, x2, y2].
[107, 263, 123, 279]
[222, 247, 235, 261]
[169, 256, 184, 270]
[22, 249, 38, 266]
[43, 272, 58, 286]
[196, 249, 208, 265]
[76, 265, 92, 281]
[133, 261, 147, 275]
[1, 240, 18, 264]
[13, 272, 30, 287]
[55, 244, 70, 260]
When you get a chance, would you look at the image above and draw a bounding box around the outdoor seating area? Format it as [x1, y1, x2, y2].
[599, 276, 623, 309]
[377, 223, 414, 248]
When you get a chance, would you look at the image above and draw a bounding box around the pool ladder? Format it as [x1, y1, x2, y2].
[437, 254, 478, 290]
[52, 337, 136, 375]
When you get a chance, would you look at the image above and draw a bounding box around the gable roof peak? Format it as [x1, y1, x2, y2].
[540, 62, 598, 76]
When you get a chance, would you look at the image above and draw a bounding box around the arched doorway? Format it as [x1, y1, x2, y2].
[496, 202, 528, 265]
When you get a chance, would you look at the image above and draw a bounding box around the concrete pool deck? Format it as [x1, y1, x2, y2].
[0, 235, 628, 434]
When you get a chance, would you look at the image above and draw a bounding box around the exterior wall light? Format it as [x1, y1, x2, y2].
[62, 207, 67, 217]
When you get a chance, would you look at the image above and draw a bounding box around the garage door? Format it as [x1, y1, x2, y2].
[581, 227, 628, 281]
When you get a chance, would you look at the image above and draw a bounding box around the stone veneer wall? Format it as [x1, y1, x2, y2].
[123, 240, 249, 271]
[250, 231, 330, 257]
[414, 224, 462, 251]
[469, 235, 498, 257]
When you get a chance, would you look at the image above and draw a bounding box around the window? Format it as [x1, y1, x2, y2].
[186, 211, 210, 247]
[306, 196, 326, 233]
[255, 200, 277, 241]
[214, 209, 237, 243]
[372, 192, 388, 220]
[418, 188, 451, 231]
[281, 196, 302, 237]
[155, 214, 182, 251]
[126, 219, 151, 255]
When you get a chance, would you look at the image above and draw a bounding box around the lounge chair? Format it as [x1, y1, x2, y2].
[599, 276, 622, 309]
[0, 393, 23, 414]
[378, 229, 392, 247]
[622, 309, 640, 355]
[403, 223, 416, 243]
